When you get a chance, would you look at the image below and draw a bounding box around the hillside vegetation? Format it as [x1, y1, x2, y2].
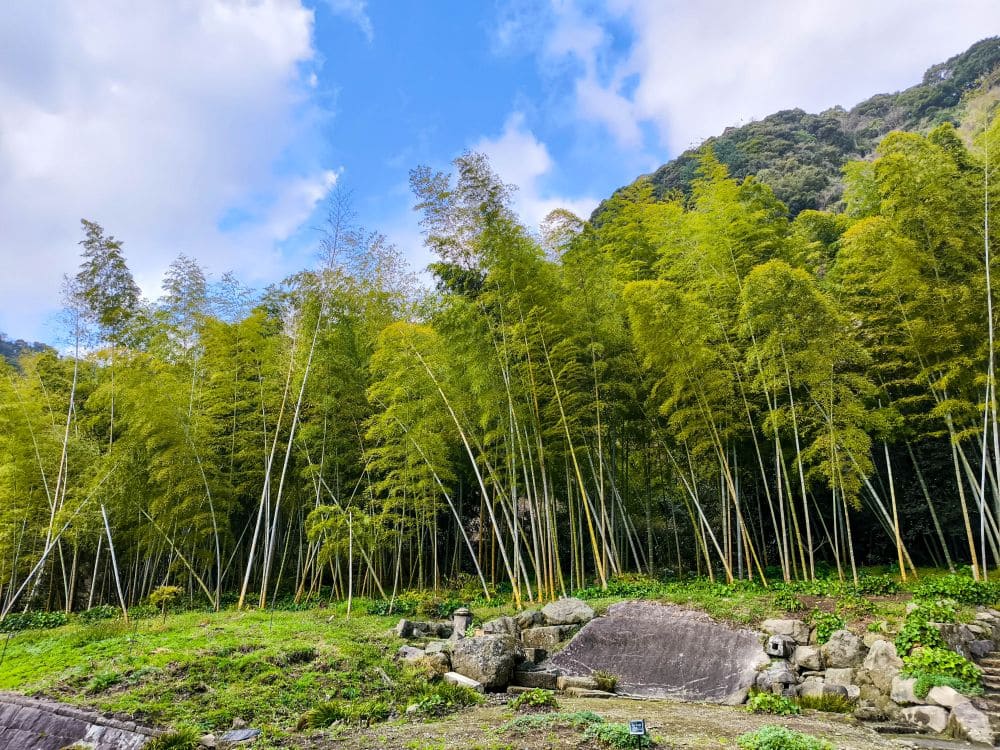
[3, 40, 1000, 625]
[596, 37, 1000, 218]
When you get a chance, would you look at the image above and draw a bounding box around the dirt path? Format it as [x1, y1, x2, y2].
[288, 696, 923, 749]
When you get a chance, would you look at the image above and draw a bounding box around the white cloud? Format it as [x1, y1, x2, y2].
[539, 0, 1000, 154]
[0, 0, 337, 340]
[473, 112, 598, 231]
[325, 0, 374, 42]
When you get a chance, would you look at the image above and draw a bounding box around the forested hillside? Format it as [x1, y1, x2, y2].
[596, 37, 1000, 219]
[4, 41, 1000, 620]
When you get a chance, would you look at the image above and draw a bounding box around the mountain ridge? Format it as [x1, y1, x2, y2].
[593, 36, 1000, 222]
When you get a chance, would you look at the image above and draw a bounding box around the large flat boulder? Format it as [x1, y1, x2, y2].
[547, 601, 768, 704]
[0, 692, 156, 750]
[450, 634, 523, 690]
[542, 597, 595, 625]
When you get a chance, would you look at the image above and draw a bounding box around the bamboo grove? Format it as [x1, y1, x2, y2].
[4, 115, 1000, 618]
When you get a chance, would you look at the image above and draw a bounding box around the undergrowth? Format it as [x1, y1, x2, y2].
[737, 725, 833, 750]
[745, 691, 800, 716]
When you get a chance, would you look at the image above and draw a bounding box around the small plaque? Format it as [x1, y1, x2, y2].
[628, 719, 646, 735]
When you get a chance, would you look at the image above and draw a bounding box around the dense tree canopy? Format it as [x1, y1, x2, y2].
[4, 105, 1000, 620]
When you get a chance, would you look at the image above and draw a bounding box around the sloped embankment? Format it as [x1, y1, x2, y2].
[0, 692, 156, 750]
[548, 600, 768, 704]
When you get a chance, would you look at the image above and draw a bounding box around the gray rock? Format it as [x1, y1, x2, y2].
[521, 625, 574, 649]
[756, 662, 798, 693]
[450, 634, 524, 689]
[824, 667, 854, 687]
[199, 735, 217, 749]
[926, 685, 969, 709]
[515, 610, 543, 630]
[395, 618, 413, 638]
[765, 634, 796, 658]
[443, 671, 484, 693]
[397, 645, 425, 661]
[542, 597, 595, 625]
[901, 705, 949, 734]
[425, 640, 450, 655]
[522, 647, 547, 664]
[792, 645, 823, 671]
[891, 676, 919, 705]
[948, 701, 995, 745]
[481, 616, 519, 637]
[862, 632, 890, 649]
[220, 728, 262, 744]
[511, 669, 559, 690]
[797, 677, 848, 699]
[970, 639, 994, 659]
[861, 639, 902, 693]
[563, 687, 614, 698]
[761, 618, 810, 644]
[557, 675, 598, 690]
[548, 601, 768, 704]
[821, 629, 865, 668]
[422, 652, 451, 675]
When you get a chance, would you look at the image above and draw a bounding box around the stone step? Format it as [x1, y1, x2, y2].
[510, 669, 559, 691]
[562, 687, 615, 698]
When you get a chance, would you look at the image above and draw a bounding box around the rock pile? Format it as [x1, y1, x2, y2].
[393, 597, 596, 694]
[757, 615, 998, 745]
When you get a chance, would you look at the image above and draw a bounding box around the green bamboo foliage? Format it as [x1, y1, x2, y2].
[8, 116, 1000, 617]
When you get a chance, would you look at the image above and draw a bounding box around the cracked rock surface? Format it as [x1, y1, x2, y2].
[548, 600, 768, 704]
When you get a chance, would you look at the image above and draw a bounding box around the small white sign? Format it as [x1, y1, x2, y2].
[628, 719, 646, 736]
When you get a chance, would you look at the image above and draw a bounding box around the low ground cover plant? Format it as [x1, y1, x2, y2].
[745, 691, 800, 716]
[737, 725, 833, 750]
[509, 688, 559, 712]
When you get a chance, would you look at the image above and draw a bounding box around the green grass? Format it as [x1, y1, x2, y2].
[1, 568, 994, 744]
[0, 606, 400, 733]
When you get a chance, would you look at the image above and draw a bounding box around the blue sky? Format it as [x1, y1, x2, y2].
[0, 0, 997, 343]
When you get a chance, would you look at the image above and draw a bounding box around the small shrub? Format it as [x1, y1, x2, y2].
[854, 574, 899, 596]
[501, 710, 604, 734]
[910, 598, 958, 623]
[745, 691, 800, 716]
[902, 647, 982, 689]
[797, 693, 855, 713]
[592, 669, 618, 693]
[146, 728, 201, 750]
[87, 671, 120, 694]
[583, 721, 653, 749]
[79, 605, 120, 623]
[149, 585, 183, 621]
[912, 673, 983, 698]
[0, 610, 69, 632]
[411, 681, 484, 717]
[773, 590, 805, 613]
[367, 593, 419, 616]
[835, 594, 875, 618]
[895, 619, 945, 655]
[510, 688, 559, 712]
[128, 604, 159, 619]
[297, 700, 349, 729]
[808, 610, 844, 644]
[737, 725, 833, 750]
[913, 575, 1000, 606]
[297, 697, 392, 729]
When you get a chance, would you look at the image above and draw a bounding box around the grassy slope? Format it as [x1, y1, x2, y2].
[1, 606, 399, 742]
[0, 574, 976, 747]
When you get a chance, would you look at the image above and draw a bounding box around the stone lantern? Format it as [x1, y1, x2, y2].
[452, 607, 473, 638]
